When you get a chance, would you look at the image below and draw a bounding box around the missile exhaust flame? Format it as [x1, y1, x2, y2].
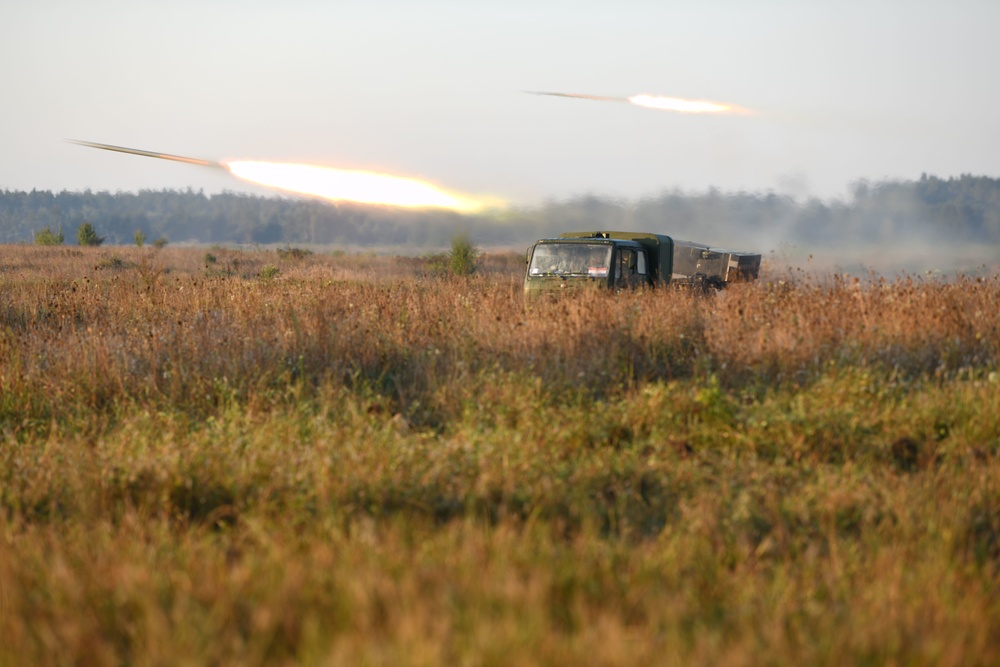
[224, 160, 487, 212]
[70, 140, 496, 212]
[528, 90, 751, 115]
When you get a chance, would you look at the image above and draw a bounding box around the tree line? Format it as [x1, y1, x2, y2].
[1, 173, 998, 249]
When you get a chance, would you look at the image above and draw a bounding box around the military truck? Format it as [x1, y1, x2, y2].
[524, 231, 760, 299]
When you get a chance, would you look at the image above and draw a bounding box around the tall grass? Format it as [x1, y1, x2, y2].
[1, 245, 998, 665]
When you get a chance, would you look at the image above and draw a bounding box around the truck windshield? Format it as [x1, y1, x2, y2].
[529, 243, 612, 277]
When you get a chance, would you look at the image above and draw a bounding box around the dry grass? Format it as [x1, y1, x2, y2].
[1, 244, 998, 665]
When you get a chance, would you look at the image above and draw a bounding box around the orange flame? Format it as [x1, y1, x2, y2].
[224, 160, 495, 212]
[627, 94, 749, 114]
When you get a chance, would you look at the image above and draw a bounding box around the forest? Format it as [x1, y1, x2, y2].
[2, 173, 999, 251]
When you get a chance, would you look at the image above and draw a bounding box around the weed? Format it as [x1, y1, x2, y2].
[259, 264, 280, 281]
[0, 245, 998, 664]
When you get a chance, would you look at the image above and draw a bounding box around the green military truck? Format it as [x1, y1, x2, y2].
[524, 231, 760, 300]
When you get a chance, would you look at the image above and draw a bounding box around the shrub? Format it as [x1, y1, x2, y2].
[77, 222, 105, 247]
[34, 226, 64, 246]
[277, 246, 313, 262]
[259, 264, 280, 280]
[96, 254, 131, 271]
[423, 252, 450, 276]
[134, 230, 146, 247]
[449, 233, 479, 276]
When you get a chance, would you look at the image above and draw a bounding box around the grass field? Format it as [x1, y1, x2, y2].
[1, 244, 998, 665]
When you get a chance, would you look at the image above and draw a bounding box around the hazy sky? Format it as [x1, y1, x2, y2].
[2, 0, 998, 205]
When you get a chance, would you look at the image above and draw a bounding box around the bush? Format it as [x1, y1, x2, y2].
[34, 226, 64, 246]
[449, 233, 479, 276]
[277, 246, 313, 262]
[96, 254, 131, 271]
[134, 230, 146, 247]
[77, 223, 104, 247]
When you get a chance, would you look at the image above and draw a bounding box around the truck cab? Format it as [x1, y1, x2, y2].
[525, 237, 650, 295]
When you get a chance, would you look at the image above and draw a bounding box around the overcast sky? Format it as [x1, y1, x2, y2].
[2, 0, 998, 205]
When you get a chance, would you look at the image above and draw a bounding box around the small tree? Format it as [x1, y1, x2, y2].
[34, 226, 64, 246]
[152, 237, 169, 249]
[77, 222, 104, 247]
[134, 229, 146, 247]
[448, 233, 479, 276]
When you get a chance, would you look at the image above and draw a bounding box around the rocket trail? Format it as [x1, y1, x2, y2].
[526, 91, 751, 115]
[69, 140, 225, 169]
[526, 91, 628, 103]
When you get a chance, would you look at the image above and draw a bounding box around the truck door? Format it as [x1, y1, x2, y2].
[635, 249, 649, 286]
[616, 248, 647, 289]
